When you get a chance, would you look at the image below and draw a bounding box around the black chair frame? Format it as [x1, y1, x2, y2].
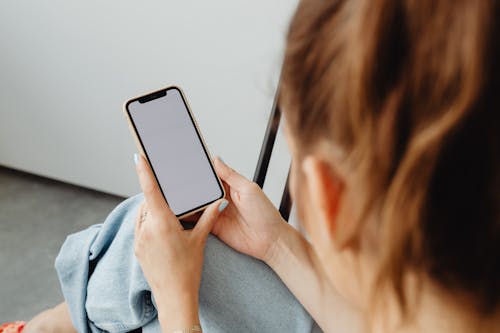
[252, 94, 292, 221]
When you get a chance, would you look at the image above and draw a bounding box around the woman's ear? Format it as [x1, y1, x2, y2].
[301, 156, 344, 245]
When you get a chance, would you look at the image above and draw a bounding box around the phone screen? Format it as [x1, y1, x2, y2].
[126, 87, 223, 216]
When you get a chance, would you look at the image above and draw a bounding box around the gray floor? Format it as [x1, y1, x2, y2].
[0, 167, 125, 322]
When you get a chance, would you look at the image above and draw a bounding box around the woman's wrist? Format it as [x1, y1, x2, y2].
[264, 222, 300, 269]
[156, 291, 200, 333]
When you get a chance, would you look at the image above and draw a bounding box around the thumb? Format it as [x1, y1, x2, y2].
[194, 198, 229, 239]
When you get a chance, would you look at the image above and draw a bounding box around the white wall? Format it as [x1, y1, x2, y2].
[0, 0, 297, 197]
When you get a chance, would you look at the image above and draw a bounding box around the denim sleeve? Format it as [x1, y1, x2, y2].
[54, 194, 151, 333]
[84, 193, 156, 332]
[54, 222, 102, 333]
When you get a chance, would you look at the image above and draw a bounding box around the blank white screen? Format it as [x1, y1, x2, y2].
[128, 88, 222, 216]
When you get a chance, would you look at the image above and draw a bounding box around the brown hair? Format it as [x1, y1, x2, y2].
[281, 0, 500, 316]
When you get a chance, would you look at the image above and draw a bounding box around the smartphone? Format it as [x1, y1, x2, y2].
[123, 86, 225, 219]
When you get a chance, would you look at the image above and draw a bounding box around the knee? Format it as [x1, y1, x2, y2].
[24, 307, 57, 333]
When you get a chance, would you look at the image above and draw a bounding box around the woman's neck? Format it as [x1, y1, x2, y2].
[372, 277, 500, 333]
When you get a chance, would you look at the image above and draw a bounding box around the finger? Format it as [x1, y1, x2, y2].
[135, 153, 175, 221]
[194, 198, 228, 239]
[213, 157, 250, 191]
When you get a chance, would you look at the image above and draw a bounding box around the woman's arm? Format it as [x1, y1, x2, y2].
[266, 224, 363, 332]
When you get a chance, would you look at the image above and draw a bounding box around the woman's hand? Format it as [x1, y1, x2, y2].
[133, 154, 227, 332]
[211, 157, 289, 263]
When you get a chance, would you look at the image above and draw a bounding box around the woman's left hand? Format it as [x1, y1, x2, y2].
[133, 153, 227, 332]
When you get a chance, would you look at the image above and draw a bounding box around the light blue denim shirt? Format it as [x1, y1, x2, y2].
[55, 194, 321, 333]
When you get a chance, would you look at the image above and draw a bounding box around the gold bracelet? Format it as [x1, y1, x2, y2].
[172, 324, 202, 333]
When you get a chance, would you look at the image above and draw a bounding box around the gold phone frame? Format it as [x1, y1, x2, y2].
[123, 85, 226, 220]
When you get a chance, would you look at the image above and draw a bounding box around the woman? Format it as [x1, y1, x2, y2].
[26, 0, 500, 332]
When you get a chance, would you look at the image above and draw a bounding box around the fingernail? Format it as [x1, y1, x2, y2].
[217, 156, 224, 164]
[134, 153, 139, 165]
[218, 199, 228, 212]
